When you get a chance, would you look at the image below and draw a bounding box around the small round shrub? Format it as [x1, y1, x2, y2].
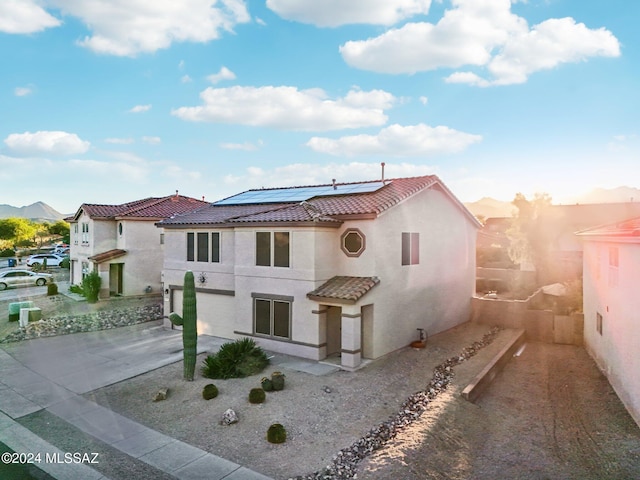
[202, 383, 219, 400]
[271, 371, 285, 391]
[47, 282, 58, 296]
[267, 423, 286, 444]
[60, 257, 70, 269]
[261, 377, 273, 392]
[248, 388, 266, 404]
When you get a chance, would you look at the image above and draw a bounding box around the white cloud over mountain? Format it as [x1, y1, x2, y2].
[172, 86, 395, 131]
[307, 124, 482, 156]
[4, 131, 90, 156]
[266, 0, 431, 27]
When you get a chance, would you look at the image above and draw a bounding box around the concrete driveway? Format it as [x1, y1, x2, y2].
[0, 322, 270, 480]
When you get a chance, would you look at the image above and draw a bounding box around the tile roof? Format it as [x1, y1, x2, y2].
[576, 216, 640, 238]
[88, 249, 127, 263]
[159, 175, 479, 228]
[307, 276, 380, 305]
[75, 194, 209, 220]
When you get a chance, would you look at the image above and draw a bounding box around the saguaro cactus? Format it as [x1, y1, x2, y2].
[169, 271, 198, 381]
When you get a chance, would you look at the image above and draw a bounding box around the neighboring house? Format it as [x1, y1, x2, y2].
[577, 217, 640, 427]
[67, 193, 208, 298]
[540, 202, 640, 281]
[159, 175, 480, 369]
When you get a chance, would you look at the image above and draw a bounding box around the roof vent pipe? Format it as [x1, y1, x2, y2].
[381, 162, 386, 184]
[332, 178, 337, 190]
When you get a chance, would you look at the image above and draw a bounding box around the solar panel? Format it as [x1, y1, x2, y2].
[214, 181, 388, 205]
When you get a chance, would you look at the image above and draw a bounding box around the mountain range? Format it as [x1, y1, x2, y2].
[0, 202, 67, 221]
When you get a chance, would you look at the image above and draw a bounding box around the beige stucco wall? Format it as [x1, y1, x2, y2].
[583, 239, 640, 427]
[113, 220, 164, 296]
[325, 186, 477, 358]
[160, 186, 477, 362]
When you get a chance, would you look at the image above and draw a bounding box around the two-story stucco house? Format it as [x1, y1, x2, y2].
[158, 175, 481, 369]
[578, 217, 640, 427]
[68, 193, 208, 298]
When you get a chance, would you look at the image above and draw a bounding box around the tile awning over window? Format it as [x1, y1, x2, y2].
[307, 276, 380, 305]
[88, 249, 127, 263]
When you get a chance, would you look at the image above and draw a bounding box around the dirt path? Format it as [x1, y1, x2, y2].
[357, 342, 640, 480]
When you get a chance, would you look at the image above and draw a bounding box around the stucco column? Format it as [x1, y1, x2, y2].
[313, 307, 328, 360]
[97, 263, 109, 299]
[341, 305, 362, 369]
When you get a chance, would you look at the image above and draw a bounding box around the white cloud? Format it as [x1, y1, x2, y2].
[172, 86, 394, 131]
[14, 86, 33, 97]
[220, 141, 263, 151]
[419, 96, 428, 105]
[68, 159, 149, 182]
[340, 0, 620, 85]
[50, 0, 250, 56]
[207, 66, 236, 84]
[4, 131, 90, 156]
[142, 136, 162, 144]
[129, 104, 152, 113]
[266, 0, 431, 27]
[181, 75, 193, 83]
[307, 123, 481, 157]
[0, 0, 60, 34]
[104, 137, 134, 144]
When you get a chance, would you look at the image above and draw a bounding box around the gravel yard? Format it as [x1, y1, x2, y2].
[87, 323, 640, 480]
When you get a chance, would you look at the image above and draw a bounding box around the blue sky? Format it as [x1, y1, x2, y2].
[1, 0, 637, 214]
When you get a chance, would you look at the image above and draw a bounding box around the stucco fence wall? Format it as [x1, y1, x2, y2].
[471, 289, 583, 345]
[476, 267, 537, 293]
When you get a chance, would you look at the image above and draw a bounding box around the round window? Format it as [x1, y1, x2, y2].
[340, 228, 365, 257]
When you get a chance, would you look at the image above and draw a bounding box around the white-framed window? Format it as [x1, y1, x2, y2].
[256, 231, 290, 267]
[81, 223, 89, 245]
[186, 232, 220, 263]
[73, 224, 79, 245]
[401, 232, 419, 265]
[252, 293, 292, 339]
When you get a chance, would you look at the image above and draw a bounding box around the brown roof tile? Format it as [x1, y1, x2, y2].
[159, 175, 478, 228]
[76, 194, 209, 221]
[307, 276, 380, 304]
[576, 216, 640, 238]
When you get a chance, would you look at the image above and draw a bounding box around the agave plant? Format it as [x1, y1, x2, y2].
[201, 337, 269, 379]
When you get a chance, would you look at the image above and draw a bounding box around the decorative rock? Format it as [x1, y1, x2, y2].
[291, 326, 502, 480]
[0, 304, 162, 344]
[221, 408, 238, 425]
[153, 388, 169, 402]
[323, 386, 332, 394]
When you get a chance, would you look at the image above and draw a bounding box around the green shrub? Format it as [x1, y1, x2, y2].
[69, 284, 84, 295]
[60, 257, 70, 269]
[201, 338, 269, 379]
[0, 248, 14, 258]
[261, 377, 273, 392]
[267, 423, 286, 444]
[47, 282, 58, 296]
[248, 388, 266, 404]
[82, 271, 101, 303]
[271, 371, 285, 391]
[202, 384, 219, 400]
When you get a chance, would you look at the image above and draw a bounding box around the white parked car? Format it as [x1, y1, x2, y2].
[0, 269, 53, 290]
[26, 253, 66, 267]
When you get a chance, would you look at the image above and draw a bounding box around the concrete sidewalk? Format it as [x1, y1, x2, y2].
[0, 321, 276, 480]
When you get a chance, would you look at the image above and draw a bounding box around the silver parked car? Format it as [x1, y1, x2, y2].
[0, 269, 53, 290]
